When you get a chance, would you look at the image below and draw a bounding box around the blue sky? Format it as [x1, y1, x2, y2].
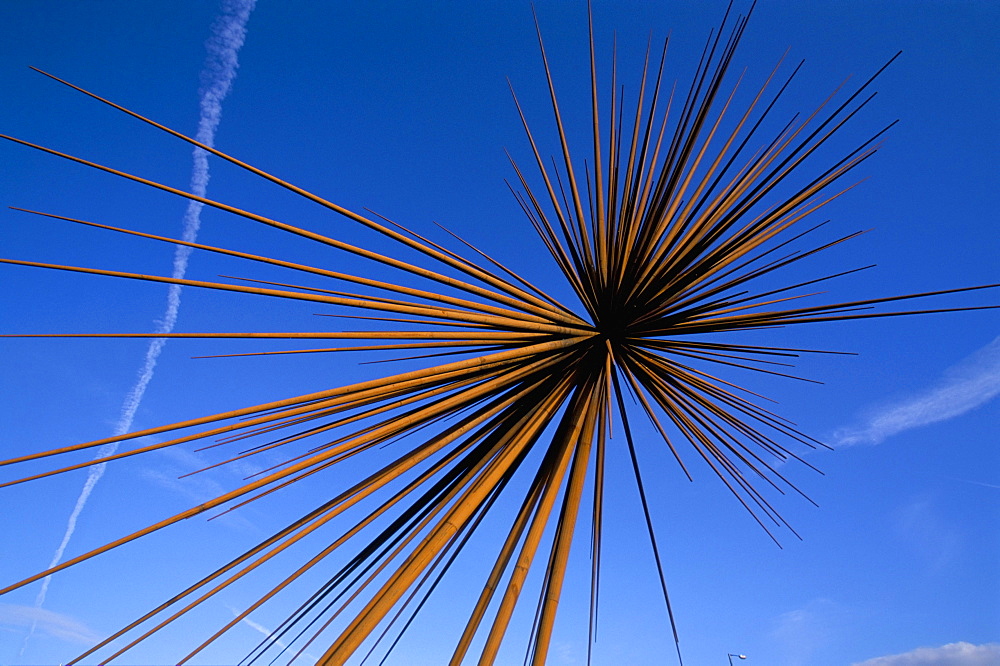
[0, 2, 997, 665]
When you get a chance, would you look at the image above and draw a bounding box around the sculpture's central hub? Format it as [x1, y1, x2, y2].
[594, 304, 633, 346]
[597, 321, 629, 345]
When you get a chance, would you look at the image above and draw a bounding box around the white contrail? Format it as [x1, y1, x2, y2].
[21, 0, 256, 655]
[230, 607, 318, 664]
[835, 335, 1000, 447]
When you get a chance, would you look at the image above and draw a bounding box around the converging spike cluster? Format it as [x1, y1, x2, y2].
[1, 5, 996, 666]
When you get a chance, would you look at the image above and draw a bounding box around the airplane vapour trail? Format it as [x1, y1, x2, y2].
[21, 0, 257, 654]
[835, 335, 1000, 446]
[231, 607, 319, 664]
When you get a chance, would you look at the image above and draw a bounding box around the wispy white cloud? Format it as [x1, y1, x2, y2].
[234, 609, 289, 650]
[852, 641, 1000, 665]
[22, 0, 257, 656]
[230, 607, 317, 665]
[769, 598, 849, 666]
[835, 336, 1000, 447]
[954, 478, 1000, 490]
[551, 640, 580, 664]
[893, 497, 960, 571]
[138, 447, 257, 531]
[0, 603, 101, 645]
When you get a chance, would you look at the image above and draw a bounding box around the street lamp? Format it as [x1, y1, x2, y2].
[727, 654, 747, 665]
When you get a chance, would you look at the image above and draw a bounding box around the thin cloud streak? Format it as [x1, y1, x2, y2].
[21, 0, 257, 655]
[852, 642, 1000, 666]
[231, 607, 318, 665]
[769, 598, 847, 666]
[956, 478, 1000, 490]
[0, 603, 102, 645]
[835, 335, 1000, 446]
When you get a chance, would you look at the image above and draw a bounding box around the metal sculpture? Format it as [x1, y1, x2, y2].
[1, 4, 995, 665]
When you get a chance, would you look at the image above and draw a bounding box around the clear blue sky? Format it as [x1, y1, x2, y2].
[0, 2, 997, 666]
